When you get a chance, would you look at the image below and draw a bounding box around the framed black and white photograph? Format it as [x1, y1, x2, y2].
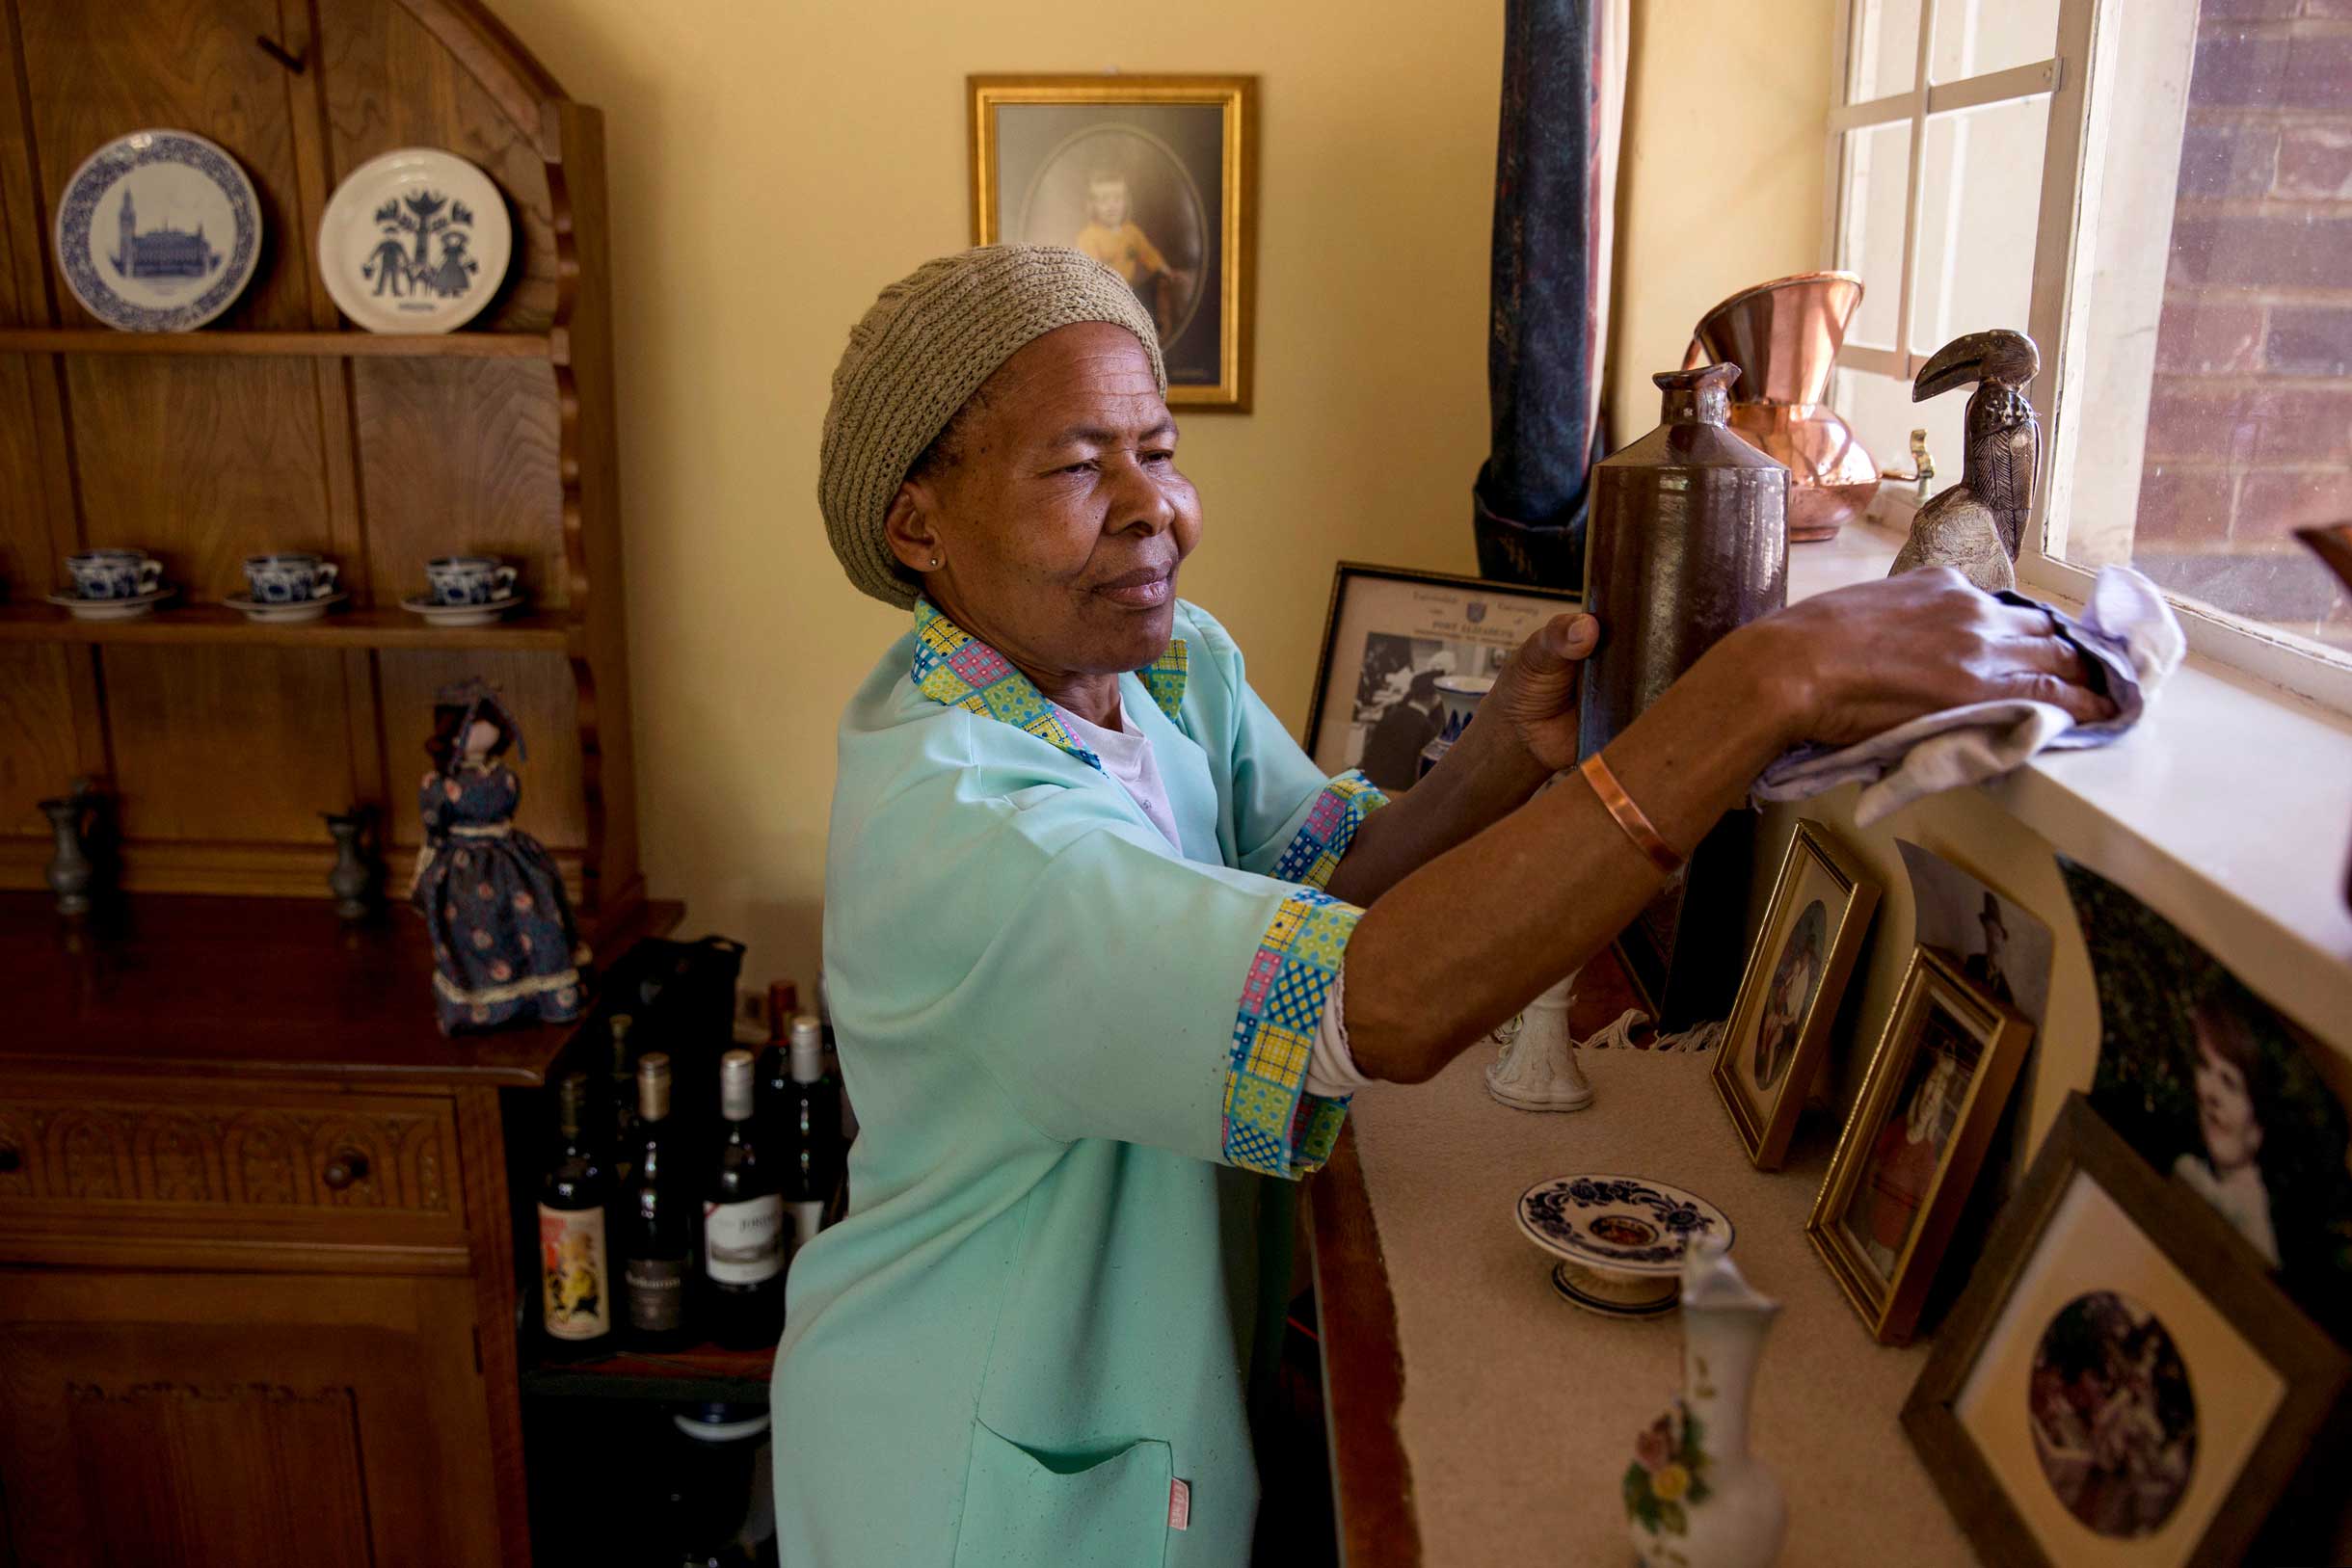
[969, 74, 1255, 408]
[1300, 562, 1578, 794]
[1713, 822, 1879, 1170]
[1808, 946, 2033, 1344]
[1904, 1096, 2348, 1568]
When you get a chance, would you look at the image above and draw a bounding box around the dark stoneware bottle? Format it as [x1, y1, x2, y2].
[1579, 363, 1790, 761]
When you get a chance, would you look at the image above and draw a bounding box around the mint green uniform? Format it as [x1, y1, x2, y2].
[773, 599, 1385, 1566]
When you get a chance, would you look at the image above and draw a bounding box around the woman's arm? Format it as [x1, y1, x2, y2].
[1338, 568, 2113, 1083]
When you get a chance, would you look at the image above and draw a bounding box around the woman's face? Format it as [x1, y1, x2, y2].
[464, 718, 500, 757]
[892, 323, 1201, 680]
[2191, 1027, 2261, 1172]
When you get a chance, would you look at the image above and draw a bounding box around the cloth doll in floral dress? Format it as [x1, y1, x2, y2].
[411, 679, 589, 1034]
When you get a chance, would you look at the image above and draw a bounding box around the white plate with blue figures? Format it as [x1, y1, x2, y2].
[55, 130, 261, 332]
[318, 147, 512, 334]
[1515, 1174, 1734, 1317]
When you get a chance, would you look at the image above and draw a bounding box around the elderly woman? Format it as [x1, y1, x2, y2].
[777, 246, 2109, 1565]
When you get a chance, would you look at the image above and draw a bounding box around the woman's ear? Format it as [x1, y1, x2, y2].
[884, 481, 942, 575]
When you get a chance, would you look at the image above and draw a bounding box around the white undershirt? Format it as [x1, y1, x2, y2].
[1053, 699, 1370, 1100]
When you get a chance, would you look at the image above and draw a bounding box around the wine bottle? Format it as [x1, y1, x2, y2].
[621, 1051, 694, 1349]
[537, 1071, 613, 1351]
[776, 1014, 842, 1257]
[606, 1012, 638, 1183]
[702, 1049, 784, 1349]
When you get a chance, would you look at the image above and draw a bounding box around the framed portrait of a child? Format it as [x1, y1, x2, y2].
[1711, 821, 1879, 1170]
[1808, 946, 2034, 1344]
[969, 75, 1256, 408]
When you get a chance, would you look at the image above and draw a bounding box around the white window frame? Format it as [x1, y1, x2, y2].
[1826, 0, 2352, 715]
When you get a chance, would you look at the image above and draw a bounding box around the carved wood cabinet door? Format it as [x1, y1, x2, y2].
[0, 1268, 500, 1568]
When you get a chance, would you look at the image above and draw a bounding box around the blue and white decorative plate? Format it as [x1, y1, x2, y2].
[1515, 1174, 1733, 1277]
[318, 147, 511, 334]
[55, 130, 261, 332]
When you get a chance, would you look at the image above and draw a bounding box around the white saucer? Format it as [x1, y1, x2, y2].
[225, 591, 347, 624]
[45, 585, 177, 621]
[401, 592, 524, 627]
[1517, 1174, 1733, 1317]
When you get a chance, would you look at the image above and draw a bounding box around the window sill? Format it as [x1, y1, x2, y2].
[1787, 518, 2352, 1056]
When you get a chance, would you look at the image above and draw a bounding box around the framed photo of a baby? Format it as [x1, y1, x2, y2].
[1711, 822, 1879, 1170]
[970, 75, 1256, 409]
[1809, 946, 2035, 1344]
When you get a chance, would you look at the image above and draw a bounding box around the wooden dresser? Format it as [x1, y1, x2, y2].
[0, 891, 677, 1566]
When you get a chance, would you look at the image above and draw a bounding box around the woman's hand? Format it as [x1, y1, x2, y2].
[1483, 612, 1602, 776]
[1746, 568, 2115, 751]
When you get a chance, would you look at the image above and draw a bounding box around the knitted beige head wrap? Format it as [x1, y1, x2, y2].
[819, 245, 1167, 609]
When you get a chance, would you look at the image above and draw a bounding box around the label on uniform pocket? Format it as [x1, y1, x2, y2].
[1167, 1477, 1189, 1531]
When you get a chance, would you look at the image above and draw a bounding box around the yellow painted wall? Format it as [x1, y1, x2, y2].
[488, 0, 1523, 985]
[484, 0, 1839, 987]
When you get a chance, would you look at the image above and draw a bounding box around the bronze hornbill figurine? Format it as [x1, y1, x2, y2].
[1888, 330, 2041, 593]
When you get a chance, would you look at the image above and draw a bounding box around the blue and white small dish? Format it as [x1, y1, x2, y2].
[56, 130, 261, 332]
[400, 590, 523, 628]
[226, 590, 347, 625]
[1517, 1174, 1732, 1317]
[45, 584, 176, 622]
[319, 147, 512, 334]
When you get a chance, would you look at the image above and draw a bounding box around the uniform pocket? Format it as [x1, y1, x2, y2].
[951, 1420, 1172, 1568]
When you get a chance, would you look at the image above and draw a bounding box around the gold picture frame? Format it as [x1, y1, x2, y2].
[1807, 946, 2033, 1344]
[1709, 821, 1879, 1170]
[1903, 1096, 2349, 1567]
[969, 74, 1257, 410]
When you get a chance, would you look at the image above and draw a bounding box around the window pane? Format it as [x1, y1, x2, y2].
[2062, 0, 2352, 651]
[1909, 96, 2049, 356]
[1836, 365, 1964, 503]
[1839, 120, 1912, 352]
[1850, 0, 1921, 100]
[1929, 0, 2059, 83]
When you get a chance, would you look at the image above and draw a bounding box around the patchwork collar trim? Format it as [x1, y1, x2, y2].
[909, 598, 1188, 773]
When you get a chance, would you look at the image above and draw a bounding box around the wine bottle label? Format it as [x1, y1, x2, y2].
[704, 1195, 784, 1284]
[788, 1200, 825, 1252]
[538, 1206, 610, 1341]
[625, 1256, 686, 1331]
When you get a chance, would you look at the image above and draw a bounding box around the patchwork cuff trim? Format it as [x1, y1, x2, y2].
[1270, 771, 1389, 890]
[1223, 888, 1361, 1180]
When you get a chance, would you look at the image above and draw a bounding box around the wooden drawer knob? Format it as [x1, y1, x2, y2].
[321, 1151, 370, 1190]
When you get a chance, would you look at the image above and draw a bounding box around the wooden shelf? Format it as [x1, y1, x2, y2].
[0, 892, 682, 1086]
[0, 601, 579, 651]
[0, 327, 554, 359]
[518, 1339, 775, 1403]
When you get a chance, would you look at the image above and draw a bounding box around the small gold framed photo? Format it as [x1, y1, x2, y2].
[1808, 946, 2034, 1344]
[968, 74, 1256, 410]
[1710, 821, 1878, 1169]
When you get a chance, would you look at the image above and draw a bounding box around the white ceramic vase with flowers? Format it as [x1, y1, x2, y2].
[1623, 1237, 1785, 1568]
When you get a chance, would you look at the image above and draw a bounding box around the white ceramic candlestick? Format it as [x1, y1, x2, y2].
[1484, 969, 1593, 1111]
[1624, 1238, 1787, 1568]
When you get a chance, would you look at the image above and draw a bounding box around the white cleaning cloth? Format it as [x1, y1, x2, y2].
[1752, 566, 2185, 827]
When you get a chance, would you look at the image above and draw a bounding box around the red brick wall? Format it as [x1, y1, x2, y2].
[2134, 0, 2352, 638]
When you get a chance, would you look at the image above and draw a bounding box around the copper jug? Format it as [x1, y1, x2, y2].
[1580, 363, 1789, 760]
[1681, 271, 1877, 544]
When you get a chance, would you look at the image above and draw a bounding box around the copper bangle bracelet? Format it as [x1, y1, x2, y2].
[1580, 752, 1683, 874]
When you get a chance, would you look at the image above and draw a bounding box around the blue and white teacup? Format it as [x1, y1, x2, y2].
[66, 548, 163, 601]
[244, 552, 340, 604]
[425, 555, 519, 606]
